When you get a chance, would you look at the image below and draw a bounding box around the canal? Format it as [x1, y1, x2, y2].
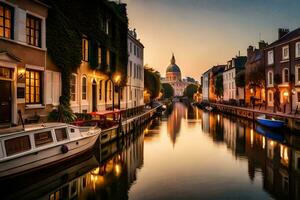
[2, 102, 300, 200]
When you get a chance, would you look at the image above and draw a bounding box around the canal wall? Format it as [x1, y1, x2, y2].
[207, 103, 300, 131]
[99, 105, 162, 145]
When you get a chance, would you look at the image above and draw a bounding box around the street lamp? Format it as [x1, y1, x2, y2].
[113, 74, 121, 110]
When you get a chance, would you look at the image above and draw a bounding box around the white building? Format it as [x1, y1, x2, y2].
[202, 70, 210, 102]
[124, 29, 144, 109]
[223, 57, 247, 102]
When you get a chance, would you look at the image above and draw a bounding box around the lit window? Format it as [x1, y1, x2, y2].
[70, 74, 76, 101]
[282, 68, 289, 83]
[268, 91, 273, 102]
[296, 66, 300, 83]
[268, 50, 274, 65]
[26, 69, 41, 104]
[82, 38, 89, 61]
[26, 14, 42, 47]
[82, 76, 87, 100]
[296, 42, 300, 58]
[0, 3, 13, 39]
[282, 45, 289, 60]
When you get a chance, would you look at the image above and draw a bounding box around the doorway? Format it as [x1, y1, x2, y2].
[0, 80, 11, 124]
[92, 81, 97, 112]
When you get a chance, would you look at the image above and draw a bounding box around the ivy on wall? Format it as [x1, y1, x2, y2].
[46, 0, 128, 106]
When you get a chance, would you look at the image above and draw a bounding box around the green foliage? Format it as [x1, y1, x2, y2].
[214, 74, 223, 98]
[235, 70, 246, 87]
[46, 0, 128, 107]
[48, 99, 77, 123]
[144, 67, 161, 99]
[184, 84, 198, 99]
[247, 64, 265, 90]
[161, 83, 174, 99]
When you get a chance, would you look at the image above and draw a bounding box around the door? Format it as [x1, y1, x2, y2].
[92, 81, 97, 112]
[0, 80, 11, 123]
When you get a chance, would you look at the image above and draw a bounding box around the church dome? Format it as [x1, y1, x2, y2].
[166, 54, 181, 73]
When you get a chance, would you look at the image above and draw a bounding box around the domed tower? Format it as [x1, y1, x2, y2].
[166, 54, 181, 81]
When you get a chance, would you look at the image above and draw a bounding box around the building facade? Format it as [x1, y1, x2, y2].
[245, 41, 267, 105]
[264, 28, 300, 112]
[223, 56, 247, 102]
[125, 29, 144, 109]
[0, 0, 52, 126]
[202, 69, 210, 102]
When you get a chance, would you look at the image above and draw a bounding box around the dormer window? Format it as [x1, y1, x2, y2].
[282, 45, 289, 60]
[82, 38, 89, 61]
[0, 3, 13, 39]
[26, 14, 42, 47]
[268, 50, 274, 65]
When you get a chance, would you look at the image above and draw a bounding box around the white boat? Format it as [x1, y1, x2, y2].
[0, 123, 101, 178]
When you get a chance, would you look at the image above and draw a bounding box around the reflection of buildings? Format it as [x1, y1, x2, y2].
[167, 103, 186, 145]
[206, 112, 300, 200]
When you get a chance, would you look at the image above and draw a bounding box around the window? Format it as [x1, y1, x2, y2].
[82, 38, 89, 61]
[34, 131, 53, 147]
[268, 91, 273, 102]
[98, 47, 102, 65]
[0, 3, 13, 39]
[70, 74, 76, 101]
[5, 136, 31, 156]
[26, 14, 41, 47]
[130, 42, 132, 53]
[106, 50, 110, 69]
[106, 19, 109, 34]
[55, 128, 68, 141]
[296, 66, 300, 83]
[283, 68, 289, 83]
[282, 45, 289, 60]
[108, 81, 112, 100]
[296, 42, 300, 58]
[268, 50, 274, 65]
[297, 92, 300, 103]
[0, 67, 12, 79]
[134, 45, 136, 56]
[268, 71, 273, 86]
[129, 61, 132, 76]
[26, 69, 41, 104]
[82, 76, 87, 100]
[99, 80, 103, 100]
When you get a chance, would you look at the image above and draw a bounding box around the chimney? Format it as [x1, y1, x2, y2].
[247, 46, 254, 58]
[258, 40, 267, 50]
[278, 28, 289, 39]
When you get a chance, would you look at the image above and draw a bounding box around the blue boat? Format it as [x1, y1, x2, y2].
[256, 115, 285, 129]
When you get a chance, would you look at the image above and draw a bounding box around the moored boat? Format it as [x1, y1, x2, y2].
[256, 115, 285, 129]
[0, 123, 101, 178]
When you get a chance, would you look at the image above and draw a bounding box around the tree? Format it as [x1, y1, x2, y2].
[144, 66, 161, 99]
[247, 64, 265, 95]
[235, 70, 246, 88]
[184, 84, 198, 100]
[214, 74, 223, 98]
[162, 83, 174, 99]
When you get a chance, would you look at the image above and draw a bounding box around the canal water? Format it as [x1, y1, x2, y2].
[2, 102, 300, 200]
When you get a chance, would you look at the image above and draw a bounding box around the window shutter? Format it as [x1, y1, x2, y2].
[45, 70, 53, 104]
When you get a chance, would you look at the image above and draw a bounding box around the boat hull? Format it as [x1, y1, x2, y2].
[256, 118, 285, 129]
[0, 134, 99, 178]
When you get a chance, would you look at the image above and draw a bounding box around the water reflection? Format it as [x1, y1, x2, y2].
[3, 104, 300, 200]
[202, 110, 300, 200]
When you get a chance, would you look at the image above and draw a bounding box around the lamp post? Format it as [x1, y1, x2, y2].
[114, 74, 121, 110]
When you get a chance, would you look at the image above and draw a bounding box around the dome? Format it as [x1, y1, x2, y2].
[166, 54, 181, 73]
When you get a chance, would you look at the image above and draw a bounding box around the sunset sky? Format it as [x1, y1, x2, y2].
[123, 0, 300, 80]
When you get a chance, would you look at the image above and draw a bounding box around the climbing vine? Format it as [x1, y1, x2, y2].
[46, 0, 128, 106]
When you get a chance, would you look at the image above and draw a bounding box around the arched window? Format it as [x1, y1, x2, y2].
[70, 74, 77, 101]
[268, 90, 273, 106]
[99, 80, 103, 100]
[282, 68, 289, 83]
[82, 76, 87, 100]
[268, 71, 273, 86]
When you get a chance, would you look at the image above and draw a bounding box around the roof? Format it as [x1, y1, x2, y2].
[166, 54, 181, 73]
[267, 28, 300, 49]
